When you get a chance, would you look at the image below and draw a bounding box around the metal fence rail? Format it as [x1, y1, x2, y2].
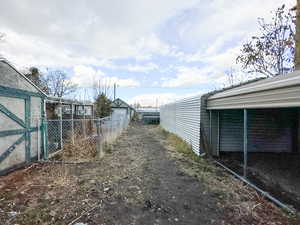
[160, 95, 202, 155]
[46, 116, 130, 156]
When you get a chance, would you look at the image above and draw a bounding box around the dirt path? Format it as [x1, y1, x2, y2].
[83, 123, 223, 225]
[0, 123, 299, 225]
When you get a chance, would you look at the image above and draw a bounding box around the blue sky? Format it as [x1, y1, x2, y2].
[0, 0, 295, 106]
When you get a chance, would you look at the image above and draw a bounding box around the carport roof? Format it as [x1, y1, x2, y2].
[207, 70, 300, 109]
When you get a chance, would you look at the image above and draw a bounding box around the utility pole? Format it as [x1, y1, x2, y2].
[113, 83, 116, 101]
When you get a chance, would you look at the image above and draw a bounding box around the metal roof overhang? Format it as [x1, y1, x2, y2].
[207, 71, 300, 110]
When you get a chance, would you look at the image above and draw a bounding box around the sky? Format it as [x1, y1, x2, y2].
[0, 0, 295, 106]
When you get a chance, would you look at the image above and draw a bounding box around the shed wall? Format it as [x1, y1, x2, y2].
[0, 61, 37, 92]
[0, 61, 44, 174]
[160, 95, 201, 155]
[112, 108, 128, 120]
[219, 109, 294, 153]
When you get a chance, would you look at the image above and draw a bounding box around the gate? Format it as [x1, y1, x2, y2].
[0, 85, 46, 174]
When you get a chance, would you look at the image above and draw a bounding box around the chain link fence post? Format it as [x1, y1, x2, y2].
[96, 119, 104, 158]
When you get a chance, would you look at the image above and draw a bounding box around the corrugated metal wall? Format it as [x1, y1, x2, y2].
[160, 95, 201, 155]
[219, 110, 244, 152]
[219, 109, 294, 153]
[248, 109, 294, 153]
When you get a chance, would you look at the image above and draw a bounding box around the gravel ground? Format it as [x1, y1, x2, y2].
[0, 123, 299, 225]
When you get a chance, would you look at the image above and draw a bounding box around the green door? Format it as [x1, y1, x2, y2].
[0, 85, 44, 173]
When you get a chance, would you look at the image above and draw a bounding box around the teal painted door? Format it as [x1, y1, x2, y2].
[0, 86, 41, 172]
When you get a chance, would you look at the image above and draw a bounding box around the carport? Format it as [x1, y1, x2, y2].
[207, 71, 300, 178]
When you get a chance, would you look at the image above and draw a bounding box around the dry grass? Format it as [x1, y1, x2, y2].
[48, 164, 73, 186]
[61, 134, 98, 162]
[158, 127, 300, 225]
[160, 127, 200, 161]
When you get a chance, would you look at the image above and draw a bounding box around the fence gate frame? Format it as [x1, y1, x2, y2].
[0, 85, 47, 169]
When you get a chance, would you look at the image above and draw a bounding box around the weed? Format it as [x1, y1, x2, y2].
[61, 133, 98, 161]
[159, 127, 201, 162]
[104, 142, 113, 153]
[158, 126, 298, 223]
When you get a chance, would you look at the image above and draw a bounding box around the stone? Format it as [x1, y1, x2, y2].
[104, 187, 111, 192]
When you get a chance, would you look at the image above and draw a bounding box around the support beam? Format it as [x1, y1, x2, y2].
[209, 110, 212, 146]
[0, 103, 26, 128]
[243, 109, 248, 178]
[59, 99, 63, 150]
[217, 111, 220, 157]
[0, 134, 26, 163]
[71, 104, 74, 144]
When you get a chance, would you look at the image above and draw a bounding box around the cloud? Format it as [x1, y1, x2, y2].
[106, 62, 159, 73]
[128, 90, 205, 106]
[71, 65, 140, 88]
[125, 63, 158, 72]
[169, 0, 294, 48]
[158, 0, 295, 89]
[162, 66, 214, 87]
[128, 93, 177, 106]
[0, 0, 295, 101]
[0, 0, 197, 67]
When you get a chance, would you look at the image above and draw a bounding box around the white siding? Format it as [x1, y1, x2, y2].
[160, 95, 202, 155]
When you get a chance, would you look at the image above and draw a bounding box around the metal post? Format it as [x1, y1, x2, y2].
[243, 109, 248, 178]
[71, 104, 74, 144]
[37, 119, 40, 161]
[59, 99, 63, 150]
[110, 117, 114, 141]
[113, 83, 116, 101]
[217, 111, 220, 156]
[83, 105, 86, 138]
[96, 119, 104, 158]
[209, 110, 212, 146]
[43, 99, 48, 160]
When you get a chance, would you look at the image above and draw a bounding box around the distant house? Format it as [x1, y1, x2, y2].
[136, 107, 160, 124]
[110, 98, 135, 120]
[46, 96, 94, 120]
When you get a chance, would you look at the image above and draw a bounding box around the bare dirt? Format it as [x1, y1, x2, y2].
[219, 152, 300, 211]
[0, 123, 299, 225]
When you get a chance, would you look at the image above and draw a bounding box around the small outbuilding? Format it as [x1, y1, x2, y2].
[0, 60, 47, 175]
[111, 98, 135, 120]
[161, 72, 300, 208]
[136, 107, 160, 124]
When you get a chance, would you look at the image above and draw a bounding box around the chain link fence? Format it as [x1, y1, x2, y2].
[46, 116, 130, 159]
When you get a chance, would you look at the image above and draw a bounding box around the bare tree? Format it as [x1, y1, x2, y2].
[225, 67, 238, 86]
[92, 78, 112, 100]
[236, 4, 295, 77]
[45, 69, 77, 97]
[292, 1, 300, 70]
